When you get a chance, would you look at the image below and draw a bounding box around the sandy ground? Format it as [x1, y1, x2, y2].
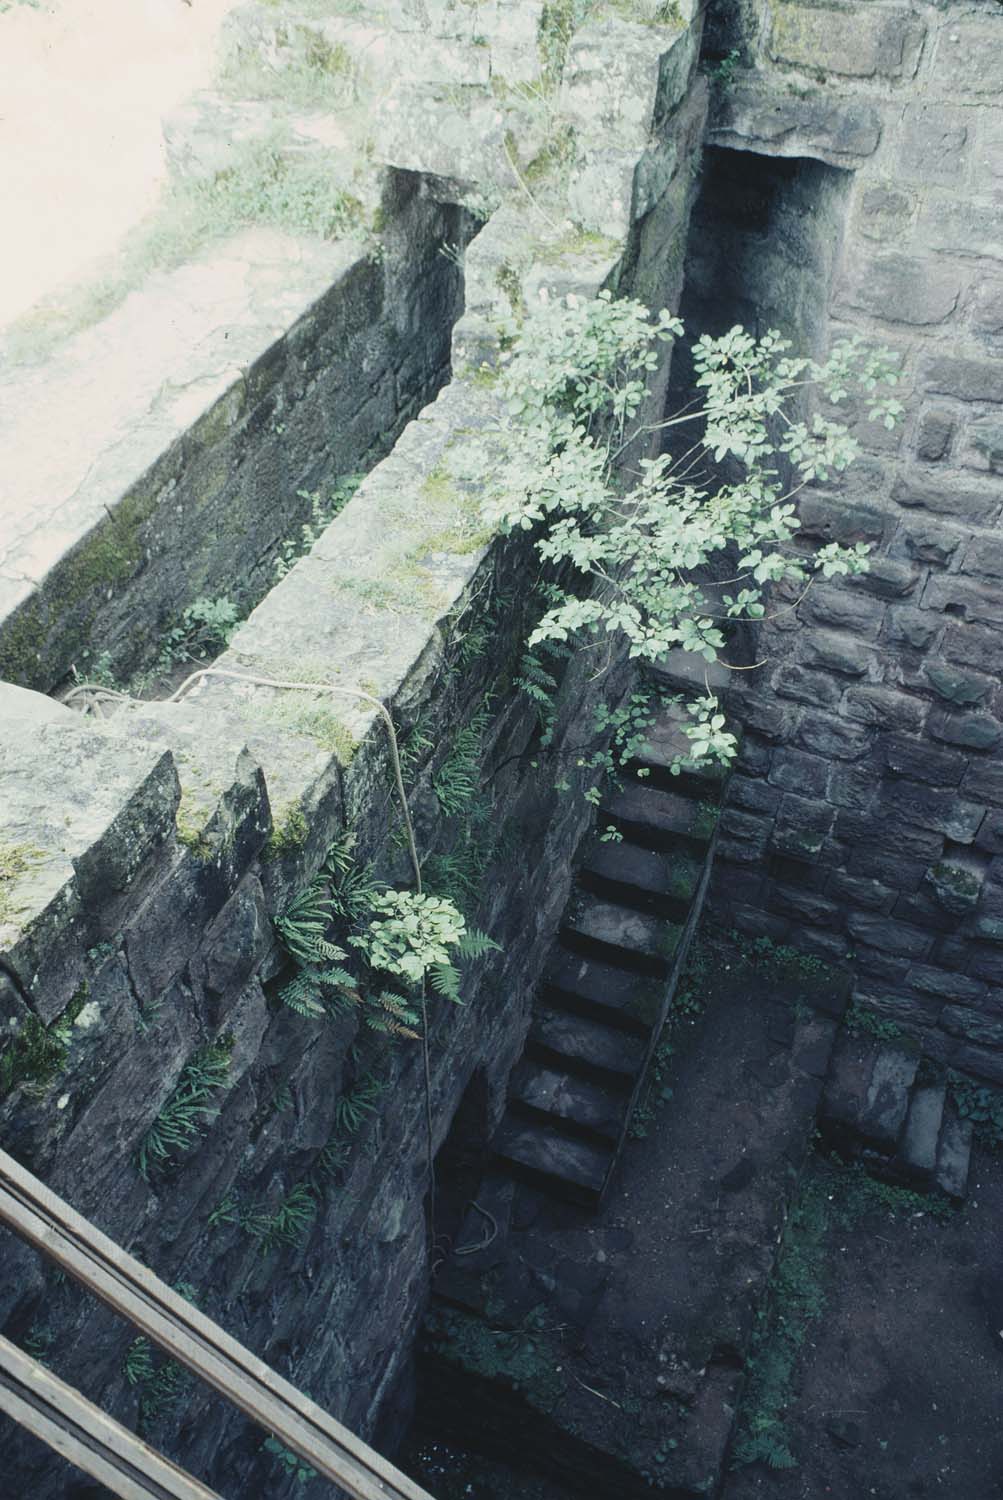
[0, 0, 241, 330]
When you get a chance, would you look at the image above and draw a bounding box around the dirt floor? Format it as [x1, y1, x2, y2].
[402, 931, 1003, 1500]
[722, 1146, 1003, 1500]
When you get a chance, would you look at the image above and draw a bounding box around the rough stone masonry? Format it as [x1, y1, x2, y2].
[701, 0, 1003, 1086]
[0, 0, 1002, 1492]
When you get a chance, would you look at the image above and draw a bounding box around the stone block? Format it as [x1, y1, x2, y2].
[192, 876, 272, 1022]
[962, 534, 1003, 580]
[975, 809, 1003, 857]
[727, 690, 796, 743]
[883, 606, 939, 653]
[845, 557, 919, 600]
[717, 808, 771, 863]
[893, 889, 964, 934]
[838, 810, 943, 862]
[882, 733, 966, 787]
[914, 408, 955, 463]
[834, 252, 962, 327]
[767, 853, 832, 893]
[710, 82, 881, 164]
[942, 622, 1003, 676]
[768, 885, 841, 928]
[973, 281, 1003, 339]
[922, 661, 994, 709]
[919, 355, 1003, 406]
[827, 870, 896, 913]
[897, 105, 969, 182]
[773, 664, 841, 709]
[798, 629, 872, 677]
[728, 775, 783, 816]
[845, 913, 931, 961]
[953, 1043, 1003, 1089]
[802, 583, 885, 639]
[934, 19, 1003, 97]
[967, 422, 1003, 477]
[857, 988, 940, 1030]
[854, 182, 916, 243]
[927, 706, 1002, 752]
[770, 795, 833, 861]
[907, 964, 986, 1004]
[770, 4, 925, 79]
[918, 199, 1003, 265]
[798, 493, 888, 546]
[899, 519, 962, 567]
[843, 685, 925, 733]
[796, 712, 870, 761]
[735, 735, 774, 777]
[894, 471, 1002, 526]
[967, 944, 1003, 985]
[923, 575, 1003, 628]
[881, 777, 984, 843]
[847, 847, 929, 894]
[853, 946, 909, 983]
[826, 762, 879, 812]
[768, 747, 828, 798]
[962, 762, 1003, 809]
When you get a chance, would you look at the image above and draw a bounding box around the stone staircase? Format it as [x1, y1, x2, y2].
[818, 1031, 974, 1200]
[491, 652, 729, 1207]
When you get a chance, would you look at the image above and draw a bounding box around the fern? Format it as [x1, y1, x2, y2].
[432, 699, 492, 815]
[123, 1336, 154, 1386]
[365, 991, 421, 1040]
[516, 650, 559, 747]
[334, 1074, 385, 1135]
[455, 928, 502, 961]
[138, 1042, 231, 1180]
[277, 971, 328, 1019]
[275, 876, 346, 966]
[429, 962, 462, 1003]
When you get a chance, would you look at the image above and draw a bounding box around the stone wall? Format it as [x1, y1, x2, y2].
[0, 5, 708, 1494]
[696, 0, 1003, 1082]
[0, 174, 470, 694]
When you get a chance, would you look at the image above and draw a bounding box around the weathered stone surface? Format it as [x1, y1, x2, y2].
[919, 355, 1003, 406]
[915, 407, 955, 463]
[773, 663, 841, 709]
[798, 628, 873, 676]
[933, 18, 1003, 97]
[923, 662, 994, 708]
[883, 734, 966, 787]
[927, 707, 1003, 752]
[846, 556, 920, 599]
[770, 3, 925, 79]
[768, 747, 828, 798]
[827, 870, 896, 914]
[710, 81, 881, 163]
[855, 181, 915, 243]
[845, 914, 931, 961]
[897, 104, 969, 182]
[883, 606, 939, 653]
[859, 1045, 919, 1151]
[835, 252, 962, 327]
[882, 778, 984, 843]
[796, 712, 869, 761]
[898, 1082, 945, 1182]
[899, 518, 963, 567]
[907, 964, 986, 1004]
[934, 1105, 973, 1200]
[925, 862, 982, 916]
[843, 685, 926, 732]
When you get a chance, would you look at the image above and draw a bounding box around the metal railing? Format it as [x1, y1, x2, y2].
[0, 1148, 434, 1500]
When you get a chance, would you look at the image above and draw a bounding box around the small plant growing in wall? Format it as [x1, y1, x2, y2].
[479, 290, 901, 788]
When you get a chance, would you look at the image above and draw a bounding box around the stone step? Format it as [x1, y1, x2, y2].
[934, 1101, 974, 1201]
[896, 1081, 947, 1186]
[491, 1116, 611, 1207]
[857, 1045, 919, 1153]
[579, 838, 703, 920]
[647, 648, 732, 698]
[542, 948, 662, 1037]
[819, 1031, 879, 1148]
[561, 894, 680, 976]
[509, 1061, 628, 1146]
[628, 709, 729, 798]
[600, 784, 718, 854]
[528, 1006, 647, 1088]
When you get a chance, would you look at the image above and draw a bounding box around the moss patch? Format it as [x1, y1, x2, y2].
[0, 987, 88, 1101]
[0, 843, 46, 926]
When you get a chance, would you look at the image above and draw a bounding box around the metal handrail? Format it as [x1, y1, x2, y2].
[0, 1148, 434, 1500]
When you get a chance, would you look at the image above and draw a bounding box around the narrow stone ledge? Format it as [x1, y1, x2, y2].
[0, 692, 181, 1020]
[708, 79, 882, 165]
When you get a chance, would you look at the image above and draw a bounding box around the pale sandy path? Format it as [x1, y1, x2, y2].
[0, 0, 242, 330]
